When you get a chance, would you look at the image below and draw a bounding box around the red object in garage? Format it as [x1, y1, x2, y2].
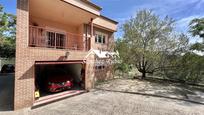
[45, 75, 74, 93]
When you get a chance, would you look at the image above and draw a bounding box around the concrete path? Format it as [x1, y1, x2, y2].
[0, 90, 204, 115]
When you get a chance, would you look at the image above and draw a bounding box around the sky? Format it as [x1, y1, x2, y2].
[1, 0, 204, 42]
[91, 0, 204, 42]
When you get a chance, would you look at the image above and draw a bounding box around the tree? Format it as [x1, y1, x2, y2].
[0, 4, 16, 58]
[189, 18, 204, 41]
[164, 52, 204, 83]
[114, 39, 130, 73]
[189, 18, 204, 52]
[122, 9, 189, 79]
[190, 42, 204, 51]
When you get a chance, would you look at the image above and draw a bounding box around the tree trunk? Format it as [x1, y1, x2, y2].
[141, 71, 146, 79]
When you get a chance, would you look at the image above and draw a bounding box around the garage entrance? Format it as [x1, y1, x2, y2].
[34, 61, 86, 105]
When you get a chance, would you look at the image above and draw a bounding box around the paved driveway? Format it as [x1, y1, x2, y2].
[0, 74, 14, 111]
[0, 90, 204, 115]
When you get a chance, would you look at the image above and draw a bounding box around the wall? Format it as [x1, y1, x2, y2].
[93, 27, 114, 51]
[30, 16, 78, 34]
[93, 17, 117, 32]
[16, 0, 115, 110]
[85, 53, 95, 90]
[30, 16, 85, 51]
[84, 25, 115, 51]
[94, 58, 114, 82]
[15, 0, 88, 110]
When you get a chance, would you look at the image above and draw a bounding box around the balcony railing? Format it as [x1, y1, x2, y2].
[29, 26, 90, 51]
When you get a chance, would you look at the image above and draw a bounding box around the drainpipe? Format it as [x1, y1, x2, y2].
[91, 18, 94, 37]
[85, 24, 88, 51]
[90, 18, 94, 49]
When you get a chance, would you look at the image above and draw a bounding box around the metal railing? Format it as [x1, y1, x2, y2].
[29, 26, 90, 51]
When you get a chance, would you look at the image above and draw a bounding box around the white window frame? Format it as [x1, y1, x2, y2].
[45, 27, 67, 48]
[95, 31, 108, 44]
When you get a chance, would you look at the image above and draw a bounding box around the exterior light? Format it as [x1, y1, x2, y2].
[65, 51, 70, 59]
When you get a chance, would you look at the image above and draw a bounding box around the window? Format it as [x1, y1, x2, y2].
[95, 65, 105, 70]
[46, 31, 66, 49]
[95, 32, 107, 44]
[56, 33, 66, 49]
[47, 31, 55, 47]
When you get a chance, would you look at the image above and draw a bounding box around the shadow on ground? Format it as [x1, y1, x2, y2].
[96, 78, 204, 105]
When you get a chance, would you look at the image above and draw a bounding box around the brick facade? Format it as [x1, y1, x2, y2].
[15, 0, 116, 110]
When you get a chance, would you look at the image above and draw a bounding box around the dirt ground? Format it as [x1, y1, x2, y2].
[96, 78, 204, 104]
[1, 90, 204, 115]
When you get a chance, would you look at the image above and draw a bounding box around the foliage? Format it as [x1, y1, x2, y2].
[114, 39, 131, 73]
[163, 52, 204, 83]
[190, 42, 204, 51]
[115, 9, 204, 84]
[0, 38, 15, 58]
[189, 18, 204, 40]
[0, 4, 16, 58]
[121, 9, 189, 79]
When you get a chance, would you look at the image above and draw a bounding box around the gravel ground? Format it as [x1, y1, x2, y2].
[96, 79, 204, 103]
[1, 90, 204, 115]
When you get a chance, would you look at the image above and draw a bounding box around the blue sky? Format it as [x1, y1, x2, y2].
[91, 0, 204, 42]
[1, 0, 204, 42]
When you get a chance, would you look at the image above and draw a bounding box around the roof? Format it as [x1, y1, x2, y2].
[79, 1, 118, 24]
[92, 50, 120, 59]
[80, 0, 102, 11]
[100, 15, 118, 24]
[93, 50, 109, 58]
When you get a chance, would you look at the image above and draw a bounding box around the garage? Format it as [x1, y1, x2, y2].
[34, 61, 86, 106]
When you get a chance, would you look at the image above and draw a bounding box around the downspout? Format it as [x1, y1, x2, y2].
[90, 18, 94, 50]
[85, 24, 88, 51]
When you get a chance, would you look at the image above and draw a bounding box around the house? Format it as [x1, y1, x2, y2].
[15, 0, 117, 110]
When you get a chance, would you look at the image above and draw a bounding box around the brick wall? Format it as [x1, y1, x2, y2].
[15, 0, 115, 110]
[84, 25, 115, 51]
[15, 0, 89, 110]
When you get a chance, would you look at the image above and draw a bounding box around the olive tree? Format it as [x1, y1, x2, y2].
[122, 9, 188, 79]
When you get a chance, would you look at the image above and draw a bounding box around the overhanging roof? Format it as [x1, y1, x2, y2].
[100, 15, 118, 24]
[80, 0, 102, 11]
[93, 16, 118, 32]
[61, 0, 101, 16]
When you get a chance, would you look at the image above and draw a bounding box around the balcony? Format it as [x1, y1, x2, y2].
[29, 26, 90, 51]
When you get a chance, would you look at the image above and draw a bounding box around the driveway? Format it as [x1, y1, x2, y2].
[96, 78, 204, 104]
[0, 90, 204, 115]
[0, 74, 14, 111]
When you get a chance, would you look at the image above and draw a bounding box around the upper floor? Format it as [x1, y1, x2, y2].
[27, 0, 118, 52]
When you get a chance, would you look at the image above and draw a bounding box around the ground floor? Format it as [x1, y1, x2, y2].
[1, 90, 204, 115]
[14, 54, 114, 109]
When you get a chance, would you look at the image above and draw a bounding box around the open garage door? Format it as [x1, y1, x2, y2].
[34, 61, 86, 106]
